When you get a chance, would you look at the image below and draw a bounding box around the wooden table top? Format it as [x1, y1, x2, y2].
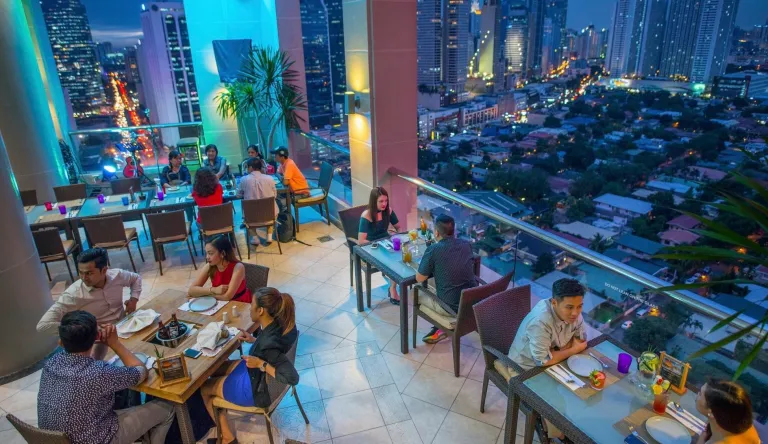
[105, 289, 255, 404]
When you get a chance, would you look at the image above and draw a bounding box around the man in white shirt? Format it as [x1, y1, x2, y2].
[37, 248, 142, 358]
[238, 157, 279, 246]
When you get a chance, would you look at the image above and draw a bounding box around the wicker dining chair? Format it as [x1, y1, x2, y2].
[32, 227, 79, 282]
[243, 262, 270, 294]
[7, 413, 71, 444]
[413, 267, 512, 377]
[291, 161, 334, 233]
[53, 183, 87, 202]
[20, 189, 38, 206]
[338, 205, 371, 288]
[110, 177, 142, 195]
[242, 197, 281, 258]
[473, 285, 546, 444]
[198, 202, 242, 260]
[145, 211, 197, 276]
[212, 338, 309, 444]
[82, 215, 145, 272]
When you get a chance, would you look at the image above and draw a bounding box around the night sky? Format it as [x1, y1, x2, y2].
[83, 0, 768, 48]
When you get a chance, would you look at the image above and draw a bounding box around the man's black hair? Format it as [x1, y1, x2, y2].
[77, 248, 108, 269]
[59, 310, 98, 353]
[246, 158, 263, 172]
[552, 278, 585, 301]
[435, 214, 455, 237]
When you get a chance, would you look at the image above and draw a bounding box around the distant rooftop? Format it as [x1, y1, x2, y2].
[667, 214, 701, 230]
[461, 190, 531, 218]
[714, 293, 767, 322]
[554, 221, 618, 240]
[647, 180, 692, 194]
[659, 230, 700, 244]
[615, 234, 664, 256]
[594, 194, 653, 215]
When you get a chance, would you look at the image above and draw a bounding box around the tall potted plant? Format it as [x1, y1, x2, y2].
[215, 46, 307, 158]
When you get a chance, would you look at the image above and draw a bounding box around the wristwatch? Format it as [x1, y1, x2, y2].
[259, 361, 268, 372]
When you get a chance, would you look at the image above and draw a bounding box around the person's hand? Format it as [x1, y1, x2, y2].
[124, 298, 138, 314]
[236, 328, 256, 343]
[211, 285, 228, 295]
[242, 355, 265, 369]
[100, 324, 120, 348]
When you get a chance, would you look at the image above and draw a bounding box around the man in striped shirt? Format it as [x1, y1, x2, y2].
[416, 214, 477, 344]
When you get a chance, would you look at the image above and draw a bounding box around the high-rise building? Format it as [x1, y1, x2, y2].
[690, 0, 739, 83]
[659, 0, 702, 80]
[599, 27, 610, 59]
[95, 42, 113, 65]
[526, 0, 546, 75]
[326, 0, 347, 124]
[506, 4, 529, 74]
[541, 0, 568, 73]
[586, 25, 601, 59]
[40, 0, 106, 117]
[138, 2, 201, 127]
[609, 0, 668, 78]
[417, 0, 443, 87]
[607, 0, 634, 77]
[300, 0, 334, 128]
[636, 0, 668, 76]
[473, 0, 508, 91]
[442, 0, 471, 96]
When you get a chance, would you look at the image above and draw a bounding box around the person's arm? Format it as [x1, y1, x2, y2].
[215, 263, 246, 301]
[188, 264, 218, 298]
[180, 165, 191, 185]
[160, 167, 170, 189]
[358, 213, 371, 244]
[215, 157, 227, 179]
[237, 176, 246, 198]
[36, 286, 81, 335]
[416, 245, 434, 283]
[101, 325, 147, 388]
[243, 349, 299, 385]
[526, 321, 559, 367]
[115, 269, 142, 313]
[389, 211, 401, 232]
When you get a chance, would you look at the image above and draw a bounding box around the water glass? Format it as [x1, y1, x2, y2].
[97, 194, 105, 204]
[618, 353, 632, 374]
[392, 237, 401, 251]
[58, 204, 67, 215]
[157, 191, 165, 201]
[121, 196, 130, 206]
[44, 202, 53, 211]
[653, 392, 669, 414]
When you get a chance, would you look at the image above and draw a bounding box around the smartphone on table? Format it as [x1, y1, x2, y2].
[184, 348, 202, 359]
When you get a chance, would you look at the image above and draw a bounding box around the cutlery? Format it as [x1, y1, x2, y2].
[628, 425, 648, 444]
[550, 365, 578, 385]
[555, 364, 584, 386]
[672, 403, 706, 428]
[589, 352, 609, 368]
[547, 367, 573, 385]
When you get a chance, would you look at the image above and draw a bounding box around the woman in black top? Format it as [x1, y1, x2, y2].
[200, 287, 298, 444]
[159, 150, 191, 190]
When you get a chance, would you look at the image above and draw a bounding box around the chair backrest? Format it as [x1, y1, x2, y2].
[242, 197, 277, 225]
[32, 227, 66, 258]
[243, 262, 269, 294]
[145, 210, 187, 242]
[265, 337, 299, 413]
[7, 413, 71, 444]
[317, 161, 334, 194]
[198, 202, 234, 232]
[474, 285, 532, 370]
[338, 205, 366, 244]
[455, 272, 514, 336]
[53, 184, 87, 201]
[82, 216, 127, 246]
[110, 178, 142, 195]
[20, 189, 38, 206]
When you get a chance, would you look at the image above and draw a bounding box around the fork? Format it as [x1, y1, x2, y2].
[589, 352, 609, 368]
[628, 425, 648, 444]
[551, 365, 576, 383]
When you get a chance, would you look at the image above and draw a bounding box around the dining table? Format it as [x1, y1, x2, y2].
[25, 199, 87, 262]
[506, 335, 705, 444]
[105, 289, 256, 444]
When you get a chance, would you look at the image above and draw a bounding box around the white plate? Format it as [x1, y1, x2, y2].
[189, 296, 217, 312]
[566, 354, 602, 377]
[645, 416, 691, 444]
[114, 352, 149, 368]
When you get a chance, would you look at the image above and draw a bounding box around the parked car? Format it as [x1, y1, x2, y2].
[621, 320, 633, 330]
[636, 307, 649, 317]
[685, 273, 701, 285]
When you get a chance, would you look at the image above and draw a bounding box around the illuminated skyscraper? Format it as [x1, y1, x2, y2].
[690, 0, 739, 83]
[326, 0, 347, 124]
[40, 0, 106, 117]
[541, 0, 568, 73]
[506, 4, 529, 74]
[417, 0, 443, 87]
[659, 0, 702, 80]
[442, 0, 471, 95]
[300, 0, 334, 128]
[608, 0, 667, 78]
[526, 0, 545, 75]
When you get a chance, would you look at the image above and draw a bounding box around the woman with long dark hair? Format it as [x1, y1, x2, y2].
[239, 144, 265, 175]
[200, 287, 299, 444]
[358, 186, 402, 304]
[192, 167, 223, 224]
[695, 379, 760, 444]
[188, 235, 251, 303]
[203, 144, 229, 180]
[159, 150, 191, 189]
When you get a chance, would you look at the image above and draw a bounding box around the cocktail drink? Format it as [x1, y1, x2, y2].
[653, 392, 668, 414]
[409, 230, 418, 242]
[402, 245, 412, 263]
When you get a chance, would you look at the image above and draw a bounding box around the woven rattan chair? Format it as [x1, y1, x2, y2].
[32, 227, 79, 281]
[82, 215, 145, 272]
[110, 177, 142, 194]
[145, 211, 196, 276]
[413, 266, 511, 377]
[212, 338, 309, 444]
[338, 205, 373, 289]
[243, 262, 270, 294]
[20, 189, 38, 206]
[291, 161, 334, 233]
[53, 183, 87, 202]
[198, 202, 242, 260]
[7, 413, 71, 444]
[242, 197, 281, 258]
[473, 285, 546, 444]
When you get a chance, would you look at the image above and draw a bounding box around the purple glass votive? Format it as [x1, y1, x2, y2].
[157, 191, 165, 201]
[97, 194, 105, 204]
[618, 352, 632, 374]
[58, 204, 67, 215]
[392, 237, 401, 251]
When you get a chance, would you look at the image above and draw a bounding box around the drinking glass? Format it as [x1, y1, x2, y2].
[157, 191, 165, 201]
[402, 245, 413, 263]
[121, 196, 130, 206]
[409, 230, 418, 242]
[392, 237, 401, 251]
[58, 204, 67, 215]
[97, 194, 105, 204]
[618, 353, 632, 374]
[653, 392, 668, 414]
[44, 202, 53, 211]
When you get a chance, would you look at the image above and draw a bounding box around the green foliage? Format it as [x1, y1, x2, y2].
[566, 198, 595, 221]
[563, 142, 596, 171]
[486, 168, 549, 201]
[543, 115, 562, 128]
[624, 316, 677, 354]
[570, 171, 605, 198]
[532, 252, 556, 276]
[631, 216, 666, 242]
[589, 233, 609, 253]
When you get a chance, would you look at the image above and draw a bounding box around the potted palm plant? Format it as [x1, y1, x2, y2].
[215, 46, 307, 159]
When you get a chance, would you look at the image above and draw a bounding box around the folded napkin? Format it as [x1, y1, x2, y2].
[117, 309, 160, 338]
[193, 322, 238, 357]
[546, 364, 585, 392]
[666, 403, 706, 434]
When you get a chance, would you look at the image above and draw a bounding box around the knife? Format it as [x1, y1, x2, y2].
[546, 367, 573, 386]
[550, 365, 583, 387]
[555, 364, 585, 386]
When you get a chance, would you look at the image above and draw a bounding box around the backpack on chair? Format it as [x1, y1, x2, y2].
[277, 210, 294, 243]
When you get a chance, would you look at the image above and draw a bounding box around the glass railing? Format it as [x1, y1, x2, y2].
[67, 122, 204, 181]
[398, 172, 768, 422]
[293, 130, 352, 205]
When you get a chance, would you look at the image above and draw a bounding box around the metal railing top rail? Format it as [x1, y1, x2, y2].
[69, 121, 202, 136]
[394, 169, 764, 339]
[294, 129, 351, 156]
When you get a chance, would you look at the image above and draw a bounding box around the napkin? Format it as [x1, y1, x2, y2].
[546, 365, 585, 391]
[117, 309, 160, 338]
[666, 403, 706, 434]
[193, 322, 239, 357]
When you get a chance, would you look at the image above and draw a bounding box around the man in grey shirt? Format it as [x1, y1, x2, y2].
[238, 157, 278, 246]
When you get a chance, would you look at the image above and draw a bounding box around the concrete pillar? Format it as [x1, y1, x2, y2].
[0, 0, 69, 204]
[0, 132, 57, 378]
[344, 0, 419, 226]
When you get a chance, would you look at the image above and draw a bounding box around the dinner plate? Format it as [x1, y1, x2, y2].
[166, 186, 180, 192]
[189, 296, 217, 312]
[645, 416, 690, 444]
[114, 352, 149, 368]
[566, 354, 602, 377]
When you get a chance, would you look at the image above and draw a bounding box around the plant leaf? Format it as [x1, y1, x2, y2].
[688, 317, 766, 361]
[734, 330, 768, 380]
[706, 309, 746, 334]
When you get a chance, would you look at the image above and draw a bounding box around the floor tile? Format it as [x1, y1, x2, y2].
[323, 390, 385, 438]
[320, 250, 352, 269]
[274, 256, 319, 275]
[372, 384, 410, 425]
[346, 318, 399, 349]
[0, 429, 25, 444]
[387, 420, 423, 444]
[467, 353, 487, 383]
[333, 291, 372, 315]
[294, 354, 315, 371]
[402, 394, 448, 444]
[296, 328, 345, 356]
[381, 351, 421, 392]
[433, 411, 500, 444]
[311, 342, 379, 367]
[367, 299, 408, 326]
[314, 359, 370, 398]
[383, 333, 434, 364]
[302, 263, 343, 283]
[0, 390, 37, 414]
[450, 378, 508, 428]
[303, 283, 353, 308]
[278, 368, 321, 410]
[360, 354, 395, 388]
[332, 426, 392, 444]
[279, 276, 324, 299]
[423, 340, 481, 377]
[266, 269, 295, 288]
[312, 308, 366, 338]
[325, 267, 355, 290]
[271, 399, 332, 443]
[294, 300, 334, 326]
[403, 365, 464, 410]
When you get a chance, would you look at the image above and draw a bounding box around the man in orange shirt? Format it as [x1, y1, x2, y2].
[273, 147, 310, 197]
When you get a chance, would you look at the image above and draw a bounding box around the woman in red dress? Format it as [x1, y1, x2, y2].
[192, 167, 223, 225]
[188, 235, 252, 303]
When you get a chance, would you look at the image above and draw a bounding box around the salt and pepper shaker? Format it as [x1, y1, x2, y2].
[222, 312, 230, 324]
[232, 306, 239, 317]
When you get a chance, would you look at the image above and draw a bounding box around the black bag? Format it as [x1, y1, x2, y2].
[277, 210, 294, 243]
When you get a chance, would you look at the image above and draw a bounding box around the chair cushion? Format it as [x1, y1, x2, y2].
[155, 233, 187, 243]
[124, 228, 137, 240]
[295, 188, 326, 204]
[202, 227, 233, 236]
[212, 396, 266, 414]
[419, 306, 456, 330]
[493, 359, 519, 382]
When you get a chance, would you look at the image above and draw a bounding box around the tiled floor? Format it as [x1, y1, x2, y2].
[1, 207, 539, 444]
